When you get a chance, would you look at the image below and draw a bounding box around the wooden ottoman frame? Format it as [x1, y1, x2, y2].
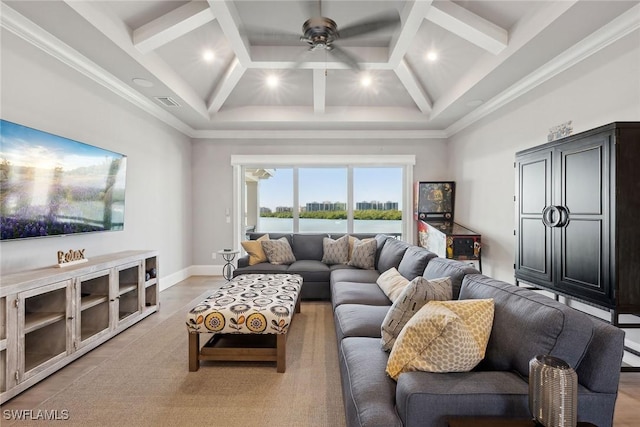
[187, 274, 302, 373]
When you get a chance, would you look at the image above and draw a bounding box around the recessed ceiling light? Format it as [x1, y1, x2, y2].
[360, 74, 372, 88]
[426, 51, 438, 61]
[266, 74, 279, 88]
[202, 50, 215, 63]
[132, 78, 153, 88]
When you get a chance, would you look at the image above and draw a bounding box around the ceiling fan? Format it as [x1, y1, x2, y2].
[243, 0, 401, 70]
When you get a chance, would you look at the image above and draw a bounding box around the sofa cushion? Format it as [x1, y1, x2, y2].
[396, 371, 530, 427]
[332, 282, 391, 308]
[334, 304, 389, 341]
[459, 275, 595, 377]
[397, 246, 437, 280]
[292, 233, 326, 261]
[381, 276, 452, 351]
[377, 238, 410, 273]
[330, 267, 380, 286]
[262, 237, 296, 265]
[339, 337, 403, 427]
[247, 232, 291, 244]
[287, 260, 331, 284]
[240, 234, 270, 265]
[376, 267, 410, 302]
[234, 263, 289, 276]
[423, 257, 480, 299]
[386, 299, 494, 380]
[348, 238, 377, 269]
[322, 235, 349, 265]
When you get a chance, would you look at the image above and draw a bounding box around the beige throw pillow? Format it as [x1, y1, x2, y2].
[241, 234, 270, 266]
[376, 267, 410, 303]
[386, 298, 494, 380]
[381, 276, 452, 351]
[348, 238, 377, 270]
[322, 235, 349, 265]
[261, 237, 296, 265]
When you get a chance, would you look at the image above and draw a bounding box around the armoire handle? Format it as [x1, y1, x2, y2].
[542, 205, 569, 228]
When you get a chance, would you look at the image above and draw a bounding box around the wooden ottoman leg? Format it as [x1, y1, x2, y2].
[189, 333, 200, 372]
[276, 333, 286, 373]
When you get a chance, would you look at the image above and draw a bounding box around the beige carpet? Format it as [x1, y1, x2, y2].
[6, 296, 346, 427]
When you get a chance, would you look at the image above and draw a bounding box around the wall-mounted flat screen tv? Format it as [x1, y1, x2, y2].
[1, 119, 126, 241]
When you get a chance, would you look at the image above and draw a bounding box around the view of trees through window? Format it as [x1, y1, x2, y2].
[250, 166, 402, 234]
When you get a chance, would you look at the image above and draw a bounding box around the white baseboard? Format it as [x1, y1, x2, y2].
[159, 265, 224, 291]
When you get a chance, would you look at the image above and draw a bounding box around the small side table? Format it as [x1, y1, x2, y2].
[218, 249, 239, 280]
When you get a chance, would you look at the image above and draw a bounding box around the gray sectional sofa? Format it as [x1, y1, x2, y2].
[235, 233, 625, 427]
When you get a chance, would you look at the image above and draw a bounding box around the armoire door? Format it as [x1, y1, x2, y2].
[515, 150, 553, 286]
[554, 130, 613, 306]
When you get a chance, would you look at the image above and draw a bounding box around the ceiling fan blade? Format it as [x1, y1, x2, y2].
[338, 10, 401, 40]
[292, 48, 321, 69]
[239, 26, 302, 45]
[329, 45, 361, 70]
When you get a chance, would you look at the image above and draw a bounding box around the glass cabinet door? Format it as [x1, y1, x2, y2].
[18, 280, 72, 382]
[76, 270, 112, 349]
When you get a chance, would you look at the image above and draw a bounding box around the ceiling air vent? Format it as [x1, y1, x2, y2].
[154, 96, 180, 107]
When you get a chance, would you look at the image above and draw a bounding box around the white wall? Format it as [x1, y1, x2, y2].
[448, 28, 640, 282]
[447, 29, 640, 353]
[0, 30, 193, 283]
[190, 139, 449, 267]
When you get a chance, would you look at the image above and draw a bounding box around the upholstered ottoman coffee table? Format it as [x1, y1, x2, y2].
[186, 273, 302, 373]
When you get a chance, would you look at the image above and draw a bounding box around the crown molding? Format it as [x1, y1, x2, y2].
[192, 129, 448, 140]
[0, 3, 196, 138]
[445, 3, 640, 138]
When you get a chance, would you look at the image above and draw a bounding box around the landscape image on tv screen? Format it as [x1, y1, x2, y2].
[0, 119, 126, 241]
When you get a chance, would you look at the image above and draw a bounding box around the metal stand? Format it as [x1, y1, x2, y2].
[218, 249, 239, 280]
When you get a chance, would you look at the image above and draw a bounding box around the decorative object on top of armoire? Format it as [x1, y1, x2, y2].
[515, 122, 640, 329]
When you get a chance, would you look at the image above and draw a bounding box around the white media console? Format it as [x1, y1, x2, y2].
[0, 250, 159, 404]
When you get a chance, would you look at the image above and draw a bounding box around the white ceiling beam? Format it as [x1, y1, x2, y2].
[426, 0, 508, 55]
[208, 57, 246, 114]
[63, 1, 210, 120]
[313, 69, 326, 113]
[207, 0, 251, 67]
[194, 129, 447, 140]
[394, 59, 431, 113]
[388, 0, 433, 68]
[133, 1, 215, 54]
[250, 46, 391, 68]
[204, 106, 430, 123]
[430, 0, 579, 121]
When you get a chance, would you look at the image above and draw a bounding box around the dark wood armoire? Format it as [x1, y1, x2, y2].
[515, 122, 640, 326]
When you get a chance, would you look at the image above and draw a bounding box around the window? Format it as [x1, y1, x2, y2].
[353, 167, 403, 234]
[233, 155, 414, 247]
[298, 168, 347, 233]
[250, 168, 293, 233]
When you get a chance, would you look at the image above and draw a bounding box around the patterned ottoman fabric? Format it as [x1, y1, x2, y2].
[186, 273, 303, 335]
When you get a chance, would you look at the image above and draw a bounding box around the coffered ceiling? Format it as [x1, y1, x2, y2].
[2, 1, 639, 139]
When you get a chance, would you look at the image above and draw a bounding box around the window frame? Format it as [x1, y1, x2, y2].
[231, 155, 415, 249]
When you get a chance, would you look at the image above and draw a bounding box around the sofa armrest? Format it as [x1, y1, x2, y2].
[395, 371, 529, 427]
[237, 255, 250, 268]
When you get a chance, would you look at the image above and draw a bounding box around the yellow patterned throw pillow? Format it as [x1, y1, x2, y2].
[241, 234, 270, 266]
[386, 298, 494, 380]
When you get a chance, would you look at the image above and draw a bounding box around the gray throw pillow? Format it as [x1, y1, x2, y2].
[381, 276, 452, 351]
[261, 237, 296, 265]
[348, 238, 377, 270]
[322, 235, 349, 265]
